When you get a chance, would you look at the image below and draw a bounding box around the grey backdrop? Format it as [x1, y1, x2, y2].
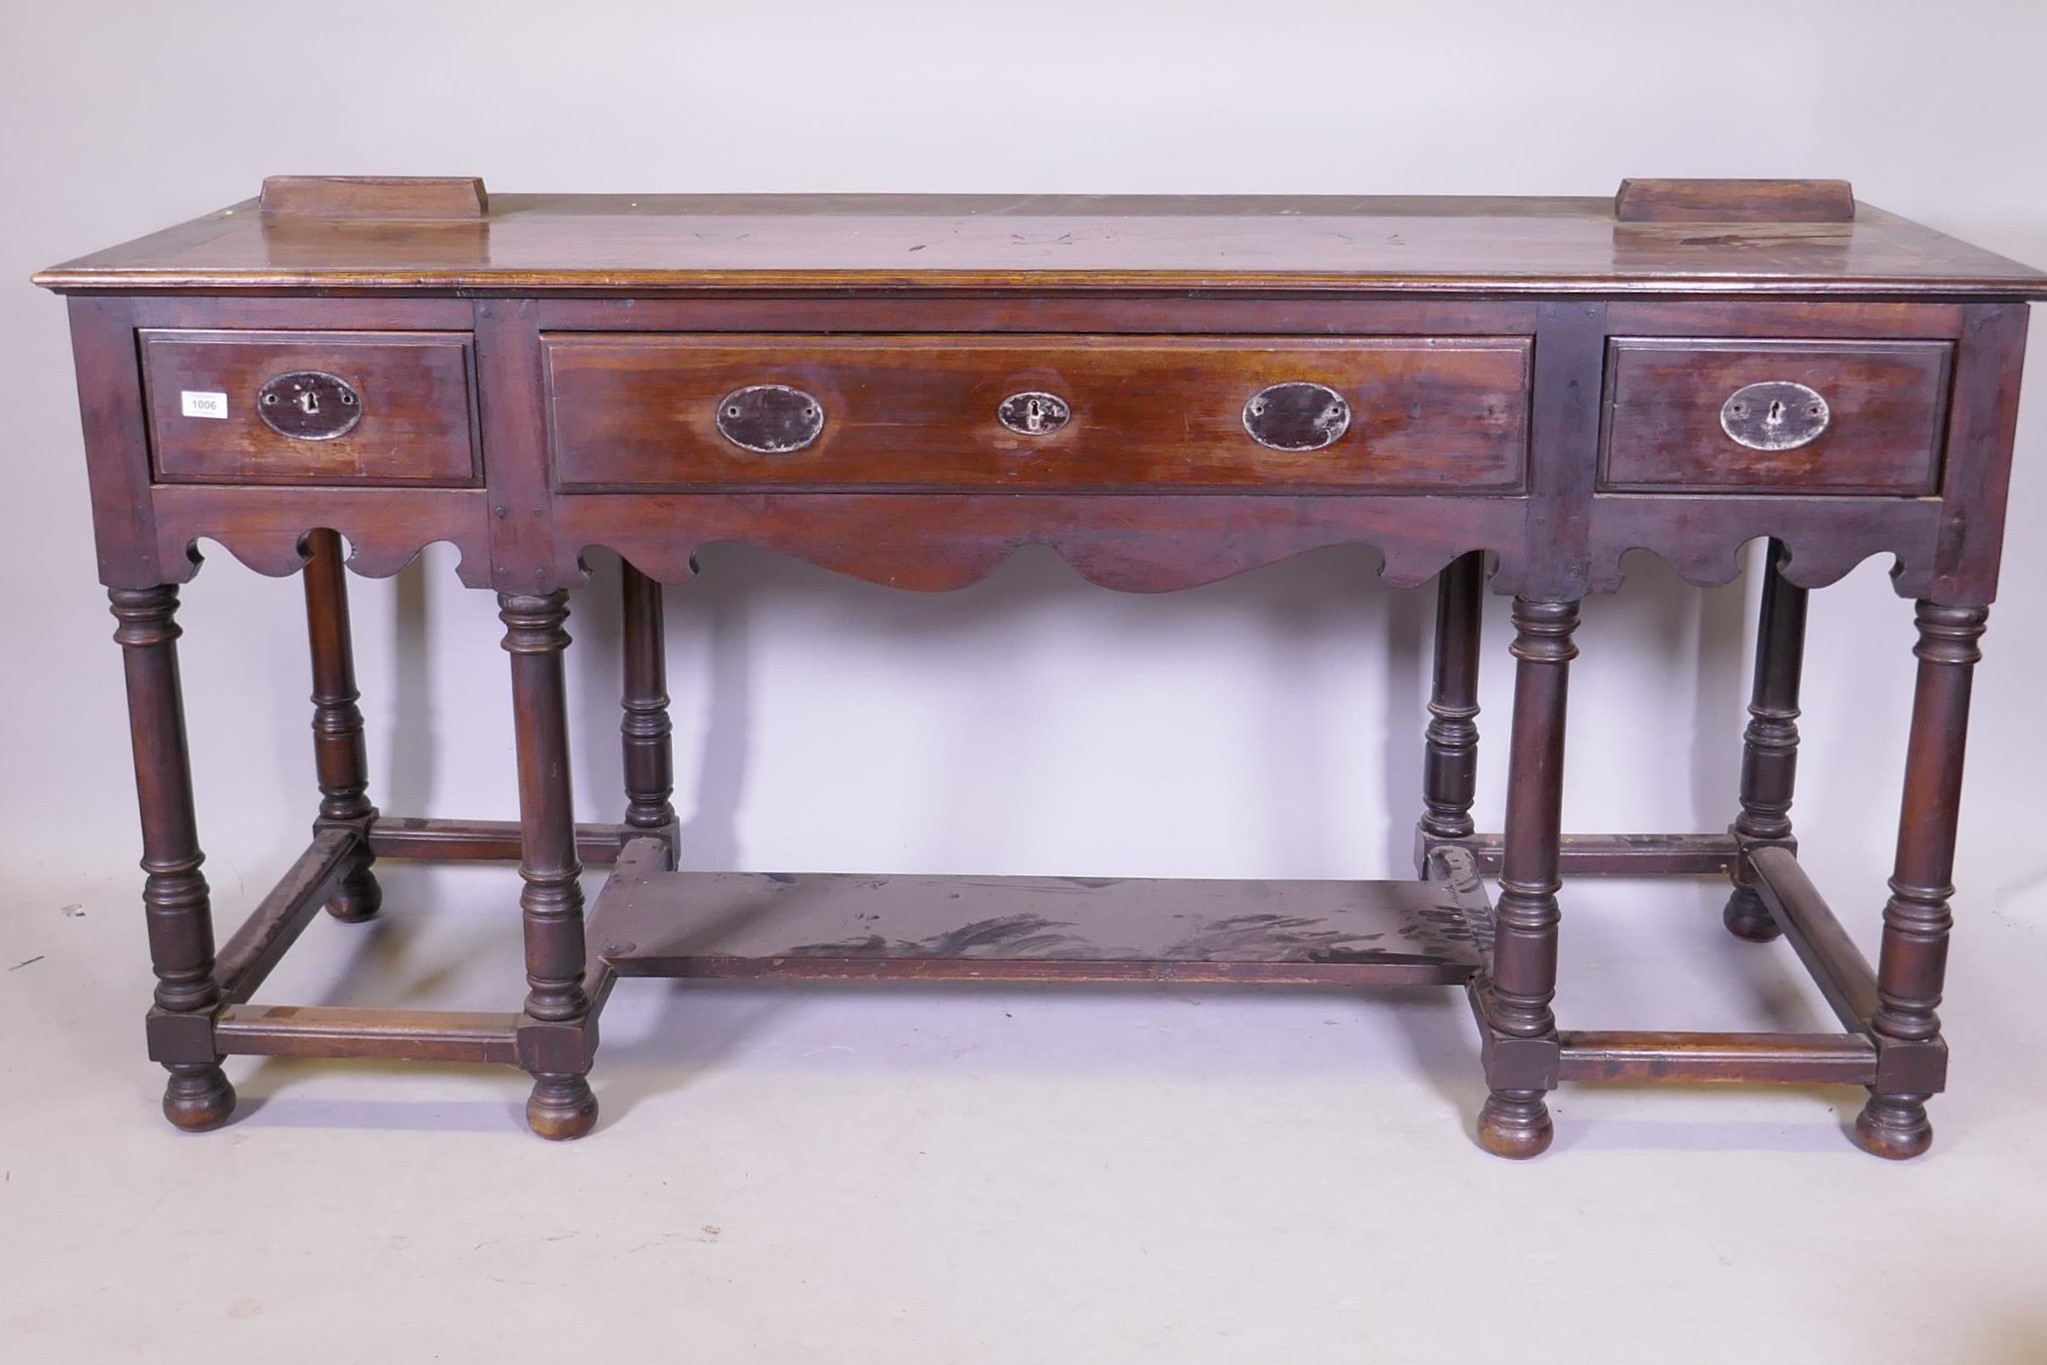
[4, 0, 2043, 937]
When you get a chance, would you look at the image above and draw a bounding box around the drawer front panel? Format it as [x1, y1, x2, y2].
[1600, 338, 1952, 494]
[542, 334, 1532, 492]
[142, 329, 479, 485]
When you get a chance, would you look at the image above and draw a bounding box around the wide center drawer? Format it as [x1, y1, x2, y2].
[542, 334, 1532, 492]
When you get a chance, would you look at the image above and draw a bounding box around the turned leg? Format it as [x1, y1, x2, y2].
[303, 529, 381, 922]
[500, 591, 599, 1140]
[1724, 539, 1808, 942]
[619, 561, 676, 841]
[1854, 602, 1987, 1160]
[1418, 551, 1485, 851]
[110, 586, 236, 1132]
[1476, 598, 1578, 1160]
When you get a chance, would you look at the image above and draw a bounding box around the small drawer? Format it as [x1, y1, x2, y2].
[542, 333, 1532, 493]
[141, 329, 479, 485]
[1600, 338, 1953, 495]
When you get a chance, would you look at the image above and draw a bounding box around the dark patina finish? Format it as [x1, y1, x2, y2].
[34, 175, 2046, 1157]
[996, 390, 1071, 436]
[1243, 380, 1352, 451]
[257, 370, 363, 441]
[714, 382, 825, 453]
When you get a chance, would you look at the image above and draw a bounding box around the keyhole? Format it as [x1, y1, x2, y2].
[296, 389, 320, 415]
[1765, 399, 1785, 427]
[1025, 398, 1046, 432]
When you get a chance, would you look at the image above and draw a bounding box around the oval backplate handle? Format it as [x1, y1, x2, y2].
[716, 384, 825, 453]
[258, 371, 363, 441]
[1243, 382, 1351, 452]
[997, 391, 1071, 436]
[1720, 381, 1830, 452]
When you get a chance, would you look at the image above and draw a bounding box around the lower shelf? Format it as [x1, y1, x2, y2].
[587, 840, 1492, 986]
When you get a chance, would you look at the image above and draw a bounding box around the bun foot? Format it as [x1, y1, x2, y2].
[1477, 1090, 1554, 1160]
[324, 864, 383, 923]
[1722, 886, 1783, 943]
[1852, 1095, 1933, 1160]
[526, 1074, 598, 1141]
[162, 1064, 237, 1132]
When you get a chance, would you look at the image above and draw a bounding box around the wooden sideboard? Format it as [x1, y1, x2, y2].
[35, 176, 2046, 1157]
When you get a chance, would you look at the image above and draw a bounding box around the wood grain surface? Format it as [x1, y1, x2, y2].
[141, 329, 479, 485]
[588, 863, 1491, 985]
[35, 192, 2047, 296]
[1613, 178, 1856, 223]
[1600, 337, 1953, 493]
[544, 333, 1532, 492]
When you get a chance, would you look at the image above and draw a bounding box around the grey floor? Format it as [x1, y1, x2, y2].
[3, 861, 2044, 1364]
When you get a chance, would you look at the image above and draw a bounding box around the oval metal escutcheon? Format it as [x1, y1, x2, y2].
[1720, 381, 1830, 452]
[257, 371, 363, 441]
[1243, 382, 1351, 452]
[996, 391, 1071, 436]
[715, 384, 825, 453]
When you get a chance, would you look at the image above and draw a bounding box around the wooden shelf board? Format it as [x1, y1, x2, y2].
[587, 844, 1489, 986]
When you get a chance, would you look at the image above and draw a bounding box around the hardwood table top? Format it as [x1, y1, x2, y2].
[35, 186, 2047, 297]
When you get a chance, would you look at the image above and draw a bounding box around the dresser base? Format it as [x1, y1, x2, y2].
[47, 182, 2035, 1160]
